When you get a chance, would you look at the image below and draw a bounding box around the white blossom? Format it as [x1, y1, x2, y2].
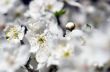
[0, 38, 30, 72]
[3, 23, 25, 43]
[28, 0, 64, 19]
[0, 0, 19, 14]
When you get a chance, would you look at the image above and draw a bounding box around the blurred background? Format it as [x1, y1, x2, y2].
[0, 0, 110, 72]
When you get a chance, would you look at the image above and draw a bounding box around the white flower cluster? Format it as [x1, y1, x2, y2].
[0, 0, 110, 72]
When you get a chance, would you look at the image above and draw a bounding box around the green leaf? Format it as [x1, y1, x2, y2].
[54, 9, 66, 17]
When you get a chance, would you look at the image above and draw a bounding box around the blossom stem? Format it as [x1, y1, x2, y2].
[25, 57, 39, 72]
[55, 15, 66, 37]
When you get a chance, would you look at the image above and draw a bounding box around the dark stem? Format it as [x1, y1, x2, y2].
[25, 57, 39, 72]
[55, 15, 66, 37]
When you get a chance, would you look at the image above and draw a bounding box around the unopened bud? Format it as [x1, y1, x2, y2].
[66, 22, 75, 31]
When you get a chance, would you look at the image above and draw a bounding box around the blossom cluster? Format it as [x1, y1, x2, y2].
[0, 0, 110, 72]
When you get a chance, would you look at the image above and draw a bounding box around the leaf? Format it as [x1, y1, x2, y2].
[54, 9, 66, 17]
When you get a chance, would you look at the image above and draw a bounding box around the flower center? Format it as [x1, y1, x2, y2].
[63, 50, 72, 58]
[15, 12, 21, 18]
[47, 4, 53, 10]
[37, 35, 46, 46]
[6, 27, 19, 40]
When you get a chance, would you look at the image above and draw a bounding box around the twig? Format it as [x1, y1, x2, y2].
[25, 57, 39, 72]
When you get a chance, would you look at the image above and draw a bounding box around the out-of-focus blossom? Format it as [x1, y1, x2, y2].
[28, 0, 64, 19]
[0, 38, 30, 72]
[6, 4, 28, 21]
[0, 0, 20, 14]
[74, 30, 110, 68]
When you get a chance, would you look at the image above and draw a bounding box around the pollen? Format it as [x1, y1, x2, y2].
[63, 50, 72, 58]
[37, 34, 46, 46]
[47, 4, 53, 10]
[6, 27, 19, 40]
